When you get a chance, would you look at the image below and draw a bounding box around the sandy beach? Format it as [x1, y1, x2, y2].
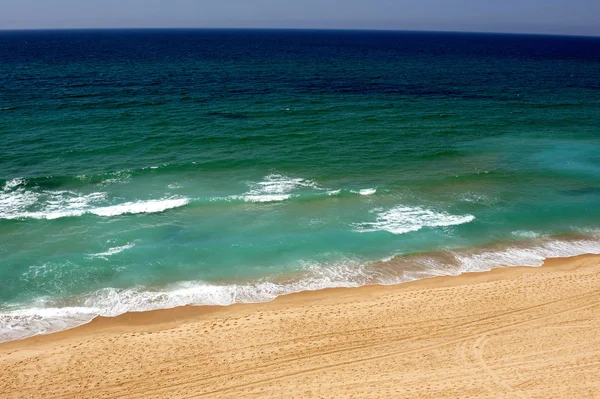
[2, 254, 600, 398]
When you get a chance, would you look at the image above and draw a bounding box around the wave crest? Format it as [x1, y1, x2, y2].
[356, 188, 376, 196]
[90, 198, 188, 217]
[0, 183, 188, 220]
[231, 174, 321, 203]
[353, 206, 475, 234]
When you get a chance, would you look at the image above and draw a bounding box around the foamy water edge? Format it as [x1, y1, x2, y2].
[2, 233, 599, 343]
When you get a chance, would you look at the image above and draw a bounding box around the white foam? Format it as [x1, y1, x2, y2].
[353, 206, 475, 235]
[84, 262, 367, 314]
[90, 198, 189, 217]
[0, 305, 100, 342]
[454, 237, 600, 273]
[392, 234, 600, 280]
[1, 173, 189, 220]
[90, 243, 135, 258]
[0, 186, 39, 217]
[359, 188, 376, 196]
[0, 258, 368, 342]
[3, 234, 600, 342]
[0, 188, 188, 220]
[45, 191, 107, 219]
[0, 188, 107, 220]
[327, 189, 341, 196]
[349, 188, 376, 196]
[2, 178, 25, 191]
[232, 174, 320, 203]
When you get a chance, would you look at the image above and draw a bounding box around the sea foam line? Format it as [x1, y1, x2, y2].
[0, 258, 368, 342]
[2, 234, 600, 343]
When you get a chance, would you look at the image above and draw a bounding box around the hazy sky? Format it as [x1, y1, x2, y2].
[1, 0, 599, 35]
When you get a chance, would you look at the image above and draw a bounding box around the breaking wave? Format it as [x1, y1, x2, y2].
[355, 188, 376, 196]
[0, 174, 382, 220]
[353, 205, 475, 234]
[0, 177, 189, 220]
[226, 174, 380, 203]
[89, 198, 189, 217]
[229, 173, 321, 203]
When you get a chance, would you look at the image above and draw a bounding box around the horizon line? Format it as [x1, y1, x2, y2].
[0, 26, 599, 39]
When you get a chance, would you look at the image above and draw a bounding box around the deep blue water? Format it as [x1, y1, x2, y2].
[1, 29, 600, 341]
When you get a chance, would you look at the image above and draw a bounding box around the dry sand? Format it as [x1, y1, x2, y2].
[2, 254, 600, 398]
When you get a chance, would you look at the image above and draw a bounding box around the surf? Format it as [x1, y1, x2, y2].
[2, 232, 600, 343]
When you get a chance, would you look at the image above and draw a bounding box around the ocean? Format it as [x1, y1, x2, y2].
[1, 29, 600, 341]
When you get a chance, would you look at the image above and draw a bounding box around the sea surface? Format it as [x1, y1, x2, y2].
[1, 29, 600, 341]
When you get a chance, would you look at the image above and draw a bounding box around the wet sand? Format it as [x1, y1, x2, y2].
[2, 254, 600, 398]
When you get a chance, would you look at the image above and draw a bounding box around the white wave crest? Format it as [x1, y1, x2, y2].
[0, 187, 39, 216]
[353, 206, 475, 234]
[349, 188, 377, 196]
[359, 188, 376, 196]
[0, 188, 108, 220]
[0, 187, 188, 220]
[232, 174, 320, 203]
[90, 198, 188, 217]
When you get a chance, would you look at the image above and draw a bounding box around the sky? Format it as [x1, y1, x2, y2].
[1, 0, 599, 36]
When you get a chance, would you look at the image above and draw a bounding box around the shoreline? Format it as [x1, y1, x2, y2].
[3, 230, 599, 344]
[2, 253, 600, 397]
[0, 253, 597, 345]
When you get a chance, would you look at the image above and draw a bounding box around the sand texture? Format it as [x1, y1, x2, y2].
[2, 254, 600, 398]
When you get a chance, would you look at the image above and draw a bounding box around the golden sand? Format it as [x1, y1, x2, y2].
[2, 254, 600, 398]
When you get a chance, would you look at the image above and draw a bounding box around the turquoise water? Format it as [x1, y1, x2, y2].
[1, 30, 600, 341]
